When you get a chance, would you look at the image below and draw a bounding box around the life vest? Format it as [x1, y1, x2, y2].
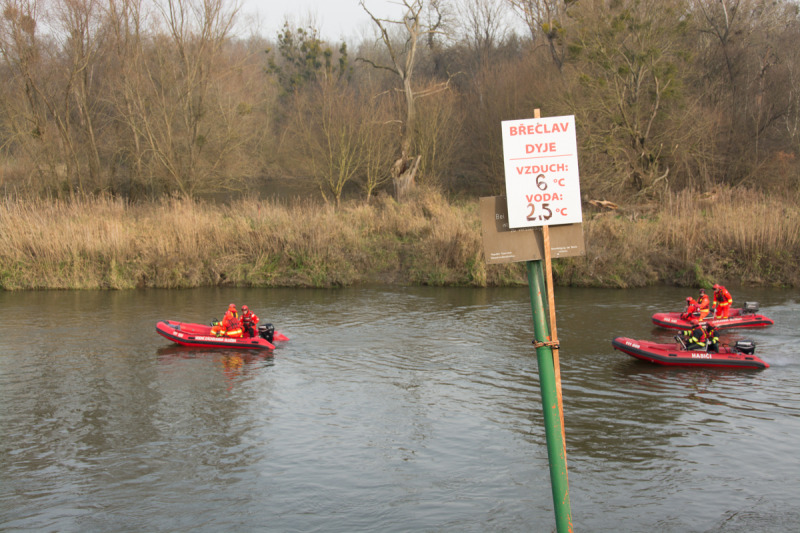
[714, 287, 732, 305]
[705, 326, 719, 345]
[242, 310, 259, 327]
[698, 294, 710, 310]
[683, 325, 707, 346]
[222, 311, 241, 331]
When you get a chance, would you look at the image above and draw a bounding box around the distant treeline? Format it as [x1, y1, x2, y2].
[1, 0, 799, 203]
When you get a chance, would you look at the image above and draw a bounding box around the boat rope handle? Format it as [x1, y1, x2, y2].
[532, 339, 560, 350]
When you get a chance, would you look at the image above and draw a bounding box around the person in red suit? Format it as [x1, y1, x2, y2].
[704, 323, 720, 353]
[713, 284, 733, 318]
[697, 289, 711, 321]
[681, 296, 700, 321]
[211, 303, 243, 337]
[241, 305, 260, 337]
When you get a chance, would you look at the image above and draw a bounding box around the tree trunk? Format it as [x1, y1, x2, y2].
[393, 155, 421, 202]
[394, 71, 417, 201]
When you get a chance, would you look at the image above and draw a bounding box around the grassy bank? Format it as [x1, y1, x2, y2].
[1, 187, 798, 290]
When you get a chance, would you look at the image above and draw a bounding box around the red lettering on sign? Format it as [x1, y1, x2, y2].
[515, 164, 569, 174]
[509, 122, 571, 135]
[525, 142, 557, 154]
[525, 193, 563, 202]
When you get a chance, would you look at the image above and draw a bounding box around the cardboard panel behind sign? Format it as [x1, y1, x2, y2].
[480, 196, 585, 264]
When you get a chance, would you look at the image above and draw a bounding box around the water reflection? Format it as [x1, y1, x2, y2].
[156, 345, 276, 392]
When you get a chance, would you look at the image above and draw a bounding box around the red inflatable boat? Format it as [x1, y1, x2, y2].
[652, 301, 773, 330]
[612, 336, 769, 369]
[156, 320, 289, 350]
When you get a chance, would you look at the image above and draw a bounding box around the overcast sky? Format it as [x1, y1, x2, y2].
[238, 0, 398, 40]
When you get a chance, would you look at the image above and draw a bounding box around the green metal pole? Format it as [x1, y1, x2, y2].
[526, 259, 573, 533]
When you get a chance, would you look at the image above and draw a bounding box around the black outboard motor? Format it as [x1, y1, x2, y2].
[258, 323, 275, 343]
[741, 302, 760, 315]
[734, 340, 756, 355]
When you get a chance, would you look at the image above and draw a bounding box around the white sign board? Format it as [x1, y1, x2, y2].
[502, 115, 582, 228]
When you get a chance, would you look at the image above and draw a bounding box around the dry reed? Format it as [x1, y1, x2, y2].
[1, 186, 798, 290]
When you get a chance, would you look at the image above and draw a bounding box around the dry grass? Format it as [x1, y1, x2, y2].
[557, 187, 800, 287]
[1, 186, 798, 290]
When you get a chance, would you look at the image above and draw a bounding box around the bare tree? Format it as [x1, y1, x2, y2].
[785, 22, 800, 180]
[116, 0, 246, 197]
[55, 0, 105, 190]
[104, 0, 148, 194]
[360, 88, 397, 202]
[0, 0, 106, 195]
[288, 79, 365, 206]
[458, 0, 509, 65]
[413, 83, 462, 187]
[0, 0, 48, 190]
[357, 0, 448, 201]
[690, 0, 797, 184]
[507, 0, 572, 70]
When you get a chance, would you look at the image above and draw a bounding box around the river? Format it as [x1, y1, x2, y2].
[1, 285, 798, 532]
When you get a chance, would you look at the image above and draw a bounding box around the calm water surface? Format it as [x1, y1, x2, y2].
[1, 286, 798, 532]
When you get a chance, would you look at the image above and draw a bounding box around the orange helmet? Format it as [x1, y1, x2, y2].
[713, 284, 720, 290]
[242, 305, 249, 312]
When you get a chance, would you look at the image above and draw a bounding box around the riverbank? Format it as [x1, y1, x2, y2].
[2, 187, 798, 290]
